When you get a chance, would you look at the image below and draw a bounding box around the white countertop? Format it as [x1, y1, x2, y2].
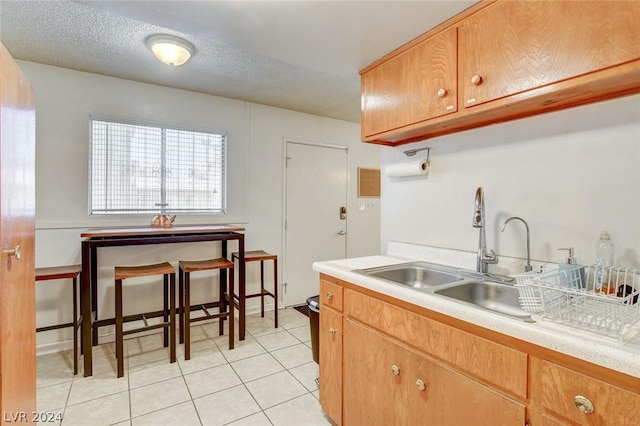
[313, 254, 640, 379]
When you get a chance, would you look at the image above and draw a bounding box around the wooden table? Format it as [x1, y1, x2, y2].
[80, 224, 245, 377]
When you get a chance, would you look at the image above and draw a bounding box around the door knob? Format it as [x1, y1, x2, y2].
[329, 327, 337, 336]
[2, 245, 21, 260]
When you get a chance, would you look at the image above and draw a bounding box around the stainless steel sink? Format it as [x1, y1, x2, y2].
[357, 261, 532, 322]
[434, 281, 533, 322]
[359, 262, 464, 290]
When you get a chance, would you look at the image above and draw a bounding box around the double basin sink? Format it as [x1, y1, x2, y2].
[356, 261, 533, 322]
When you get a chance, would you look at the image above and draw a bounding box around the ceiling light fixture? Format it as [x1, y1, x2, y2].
[146, 34, 194, 66]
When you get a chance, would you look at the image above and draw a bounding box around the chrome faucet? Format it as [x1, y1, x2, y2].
[501, 216, 532, 272]
[472, 187, 498, 274]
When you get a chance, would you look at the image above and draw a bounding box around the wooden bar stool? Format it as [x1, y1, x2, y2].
[36, 265, 83, 375]
[179, 258, 234, 360]
[114, 262, 176, 378]
[231, 250, 278, 328]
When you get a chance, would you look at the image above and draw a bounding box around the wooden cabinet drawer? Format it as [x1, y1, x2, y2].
[345, 289, 527, 399]
[531, 358, 640, 425]
[320, 279, 343, 312]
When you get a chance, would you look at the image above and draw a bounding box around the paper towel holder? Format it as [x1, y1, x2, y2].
[404, 146, 430, 157]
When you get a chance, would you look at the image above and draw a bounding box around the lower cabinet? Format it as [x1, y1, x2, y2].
[318, 273, 640, 426]
[344, 319, 525, 426]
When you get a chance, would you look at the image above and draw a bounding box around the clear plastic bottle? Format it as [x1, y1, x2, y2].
[595, 231, 615, 293]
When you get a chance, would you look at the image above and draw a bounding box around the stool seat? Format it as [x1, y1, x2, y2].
[232, 250, 277, 262]
[36, 264, 83, 375]
[231, 250, 278, 329]
[179, 257, 234, 360]
[36, 264, 82, 281]
[180, 258, 234, 273]
[115, 262, 175, 280]
[114, 262, 176, 378]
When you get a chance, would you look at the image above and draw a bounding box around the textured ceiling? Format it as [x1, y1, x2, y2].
[0, 0, 476, 123]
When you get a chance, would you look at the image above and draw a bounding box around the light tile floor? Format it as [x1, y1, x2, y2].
[36, 309, 333, 426]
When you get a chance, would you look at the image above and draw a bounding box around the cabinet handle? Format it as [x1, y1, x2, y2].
[574, 395, 594, 414]
[391, 365, 400, 376]
[326, 291, 333, 300]
[437, 88, 447, 98]
[416, 379, 426, 391]
[470, 74, 483, 86]
[329, 327, 337, 336]
[2, 245, 21, 260]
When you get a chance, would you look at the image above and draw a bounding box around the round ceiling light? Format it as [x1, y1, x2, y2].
[146, 34, 194, 66]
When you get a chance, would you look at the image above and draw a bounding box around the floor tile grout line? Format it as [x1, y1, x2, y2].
[51, 310, 317, 426]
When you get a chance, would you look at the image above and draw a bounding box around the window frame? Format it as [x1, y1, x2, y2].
[88, 115, 228, 217]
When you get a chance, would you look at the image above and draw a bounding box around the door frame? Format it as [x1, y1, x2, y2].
[281, 138, 349, 306]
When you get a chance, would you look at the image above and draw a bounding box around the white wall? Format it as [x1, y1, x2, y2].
[21, 61, 380, 351]
[381, 94, 640, 272]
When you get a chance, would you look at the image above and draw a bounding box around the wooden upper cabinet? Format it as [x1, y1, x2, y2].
[460, 0, 640, 108]
[361, 26, 457, 138]
[360, 0, 640, 145]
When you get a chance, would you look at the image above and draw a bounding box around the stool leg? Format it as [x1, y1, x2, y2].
[179, 266, 184, 344]
[260, 260, 265, 318]
[72, 276, 79, 375]
[163, 274, 169, 348]
[229, 267, 234, 350]
[91, 248, 99, 347]
[274, 258, 278, 329]
[185, 271, 191, 361]
[218, 270, 226, 336]
[169, 272, 176, 364]
[115, 278, 124, 378]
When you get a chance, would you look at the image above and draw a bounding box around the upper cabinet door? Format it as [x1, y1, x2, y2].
[361, 26, 457, 138]
[461, 1, 640, 108]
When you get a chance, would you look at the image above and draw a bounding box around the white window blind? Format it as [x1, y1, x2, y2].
[90, 118, 226, 215]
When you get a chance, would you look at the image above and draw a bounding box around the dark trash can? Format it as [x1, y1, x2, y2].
[307, 295, 320, 364]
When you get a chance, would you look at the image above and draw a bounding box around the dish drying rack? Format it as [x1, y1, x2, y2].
[514, 265, 640, 339]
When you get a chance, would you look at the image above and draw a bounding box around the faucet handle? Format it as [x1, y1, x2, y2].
[485, 249, 498, 264]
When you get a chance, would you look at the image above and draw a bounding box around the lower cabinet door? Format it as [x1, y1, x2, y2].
[531, 358, 640, 426]
[344, 320, 408, 425]
[344, 319, 526, 426]
[319, 307, 342, 425]
[407, 350, 526, 426]
[528, 409, 569, 426]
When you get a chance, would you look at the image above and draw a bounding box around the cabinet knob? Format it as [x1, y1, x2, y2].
[470, 74, 483, 86]
[574, 395, 594, 414]
[329, 327, 337, 336]
[437, 88, 447, 98]
[2, 245, 21, 260]
[326, 291, 333, 300]
[391, 365, 400, 376]
[416, 379, 426, 391]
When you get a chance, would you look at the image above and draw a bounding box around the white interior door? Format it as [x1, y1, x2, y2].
[284, 141, 347, 306]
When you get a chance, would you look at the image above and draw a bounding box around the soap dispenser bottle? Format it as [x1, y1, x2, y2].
[558, 247, 585, 289]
